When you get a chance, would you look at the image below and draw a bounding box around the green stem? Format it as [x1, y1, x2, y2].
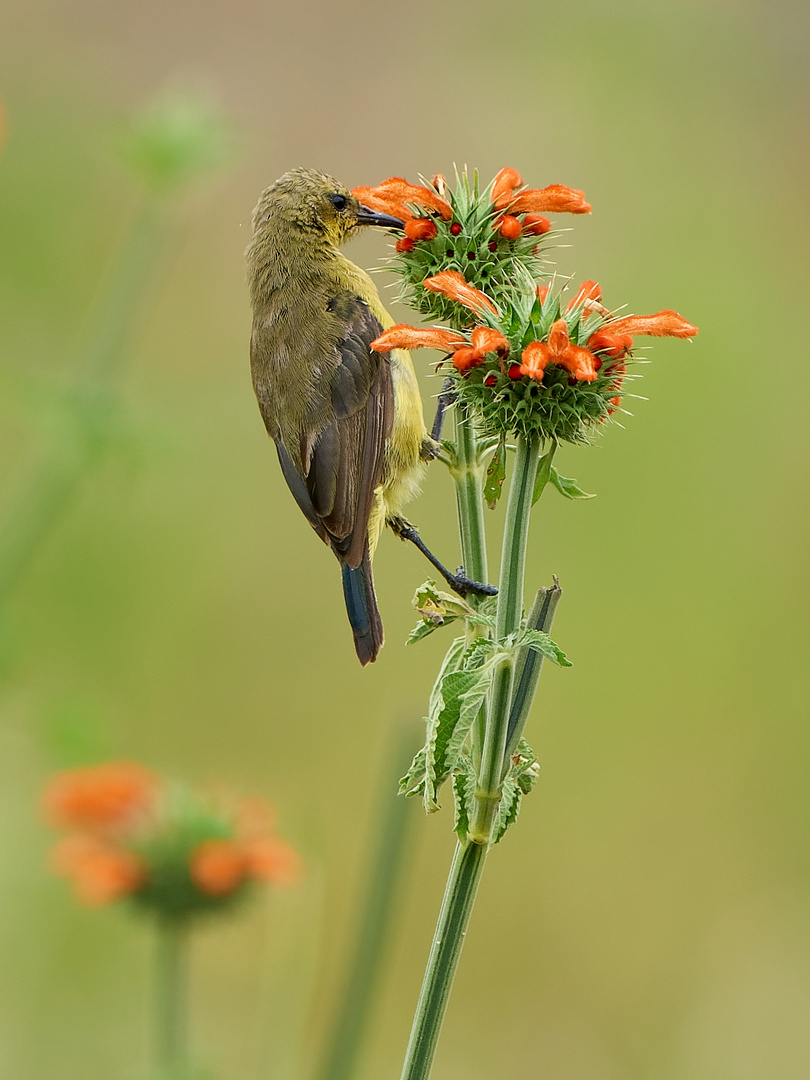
[316, 723, 417, 1080]
[470, 435, 541, 843]
[154, 917, 189, 1080]
[503, 583, 562, 767]
[0, 198, 171, 604]
[399, 842, 487, 1080]
[450, 403, 488, 587]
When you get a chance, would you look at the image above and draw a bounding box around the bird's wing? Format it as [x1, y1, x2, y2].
[274, 291, 394, 570]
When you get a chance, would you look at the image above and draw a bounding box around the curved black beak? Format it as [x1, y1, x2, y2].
[356, 204, 404, 230]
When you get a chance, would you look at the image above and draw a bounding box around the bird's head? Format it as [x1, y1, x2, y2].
[250, 168, 403, 250]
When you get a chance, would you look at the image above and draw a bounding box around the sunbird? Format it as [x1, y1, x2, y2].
[246, 169, 493, 665]
[246, 169, 432, 665]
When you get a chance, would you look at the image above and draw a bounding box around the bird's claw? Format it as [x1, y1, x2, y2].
[448, 567, 498, 598]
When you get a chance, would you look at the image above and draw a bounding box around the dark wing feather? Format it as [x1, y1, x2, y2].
[273, 291, 393, 570]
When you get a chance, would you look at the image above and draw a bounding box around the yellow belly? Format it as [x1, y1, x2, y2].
[333, 253, 427, 556]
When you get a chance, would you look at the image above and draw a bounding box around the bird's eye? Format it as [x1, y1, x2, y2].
[329, 193, 348, 211]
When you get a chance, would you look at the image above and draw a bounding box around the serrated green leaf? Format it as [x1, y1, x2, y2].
[399, 745, 428, 798]
[550, 466, 595, 499]
[452, 758, 477, 842]
[532, 443, 556, 504]
[426, 660, 497, 810]
[513, 628, 572, 667]
[491, 775, 522, 844]
[483, 438, 507, 509]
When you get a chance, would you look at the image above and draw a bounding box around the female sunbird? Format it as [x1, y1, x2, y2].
[246, 168, 433, 665]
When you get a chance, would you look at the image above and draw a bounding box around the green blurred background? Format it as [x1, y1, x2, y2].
[1, 0, 809, 1077]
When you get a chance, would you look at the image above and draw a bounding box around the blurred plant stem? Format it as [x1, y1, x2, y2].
[0, 197, 171, 602]
[154, 917, 189, 1080]
[400, 419, 555, 1080]
[0, 90, 229, 609]
[315, 719, 418, 1080]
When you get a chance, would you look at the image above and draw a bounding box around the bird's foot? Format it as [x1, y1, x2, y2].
[447, 567, 498, 599]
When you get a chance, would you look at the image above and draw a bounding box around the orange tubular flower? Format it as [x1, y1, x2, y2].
[491, 167, 524, 210]
[404, 217, 438, 241]
[43, 762, 159, 833]
[423, 271, 498, 316]
[351, 177, 452, 223]
[523, 213, 551, 236]
[190, 839, 247, 897]
[520, 319, 599, 383]
[371, 325, 466, 353]
[496, 215, 522, 239]
[51, 834, 146, 906]
[598, 310, 698, 338]
[588, 310, 698, 362]
[567, 280, 602, 311]
[509, 184, 592, 216]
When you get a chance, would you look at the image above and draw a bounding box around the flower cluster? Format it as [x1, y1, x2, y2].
[352, 168, 587, 320]
[43, 761, 300, 916]
[355, 168, 698, 444]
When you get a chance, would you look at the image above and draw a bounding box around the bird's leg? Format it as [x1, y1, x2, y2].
[388, 516, 497, 598]
[430, 378, 458, 443]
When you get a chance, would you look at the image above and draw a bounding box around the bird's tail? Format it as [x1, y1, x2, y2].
[340, 546, 384, 665]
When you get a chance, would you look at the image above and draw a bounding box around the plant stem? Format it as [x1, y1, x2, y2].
[450, 402, 488, 587]
[399, 841, 487, 1080]
[316, 721, 417, 1080]
[470, 434, 541, 843]
[503, 582, 562, 767]
[154, 917, 189, 1080]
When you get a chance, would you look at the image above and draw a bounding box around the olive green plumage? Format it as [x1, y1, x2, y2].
[246, 168, 428, 664]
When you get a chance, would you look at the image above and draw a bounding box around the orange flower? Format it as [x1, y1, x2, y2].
[423, 271, 498, 316]
[244, 837, 303, 886]
[519, 319, 599, 383]
[190, 839, 247, 897]
[51, 834, 146, 906]
[597, 310, 698, 338]
[509, 184, 591, 216]
[351, 177, 452, 223]
[371, 325, 466, 353]
[495, 215, 522, 240]
[566, 280, 602, 311]
[43, 762, 159, 832]
[491, 167, 524, 210]
[587, 310, 698, 361]
[395, 237, 415, 253]
[404, 217, 438, 241]
[523, 214, 551, 236]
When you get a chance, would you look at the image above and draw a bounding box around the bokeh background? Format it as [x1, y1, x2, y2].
[1, 0, 809, 1077]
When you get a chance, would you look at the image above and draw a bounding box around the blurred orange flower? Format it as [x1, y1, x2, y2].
[190, 839, 247, 897]
[42, 761, 159, 832]
[51, 834, 146, 906]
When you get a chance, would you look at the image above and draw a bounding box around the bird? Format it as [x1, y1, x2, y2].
[245, 168, 432, 665]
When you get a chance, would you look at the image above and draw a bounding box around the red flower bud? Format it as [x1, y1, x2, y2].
[484, 374, 498, 388]
[488, 241, 498, 252]
[508, 364, 523, 380]
[395, 237, 415, 253]
[450, 222, 462, 236]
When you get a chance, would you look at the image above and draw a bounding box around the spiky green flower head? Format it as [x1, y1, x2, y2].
[373, 273, 699, 445]
[361, 166, 698, 444]
[352, 168, 590, 322]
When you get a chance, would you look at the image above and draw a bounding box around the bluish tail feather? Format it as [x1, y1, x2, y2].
[341, 551, 383, 665]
